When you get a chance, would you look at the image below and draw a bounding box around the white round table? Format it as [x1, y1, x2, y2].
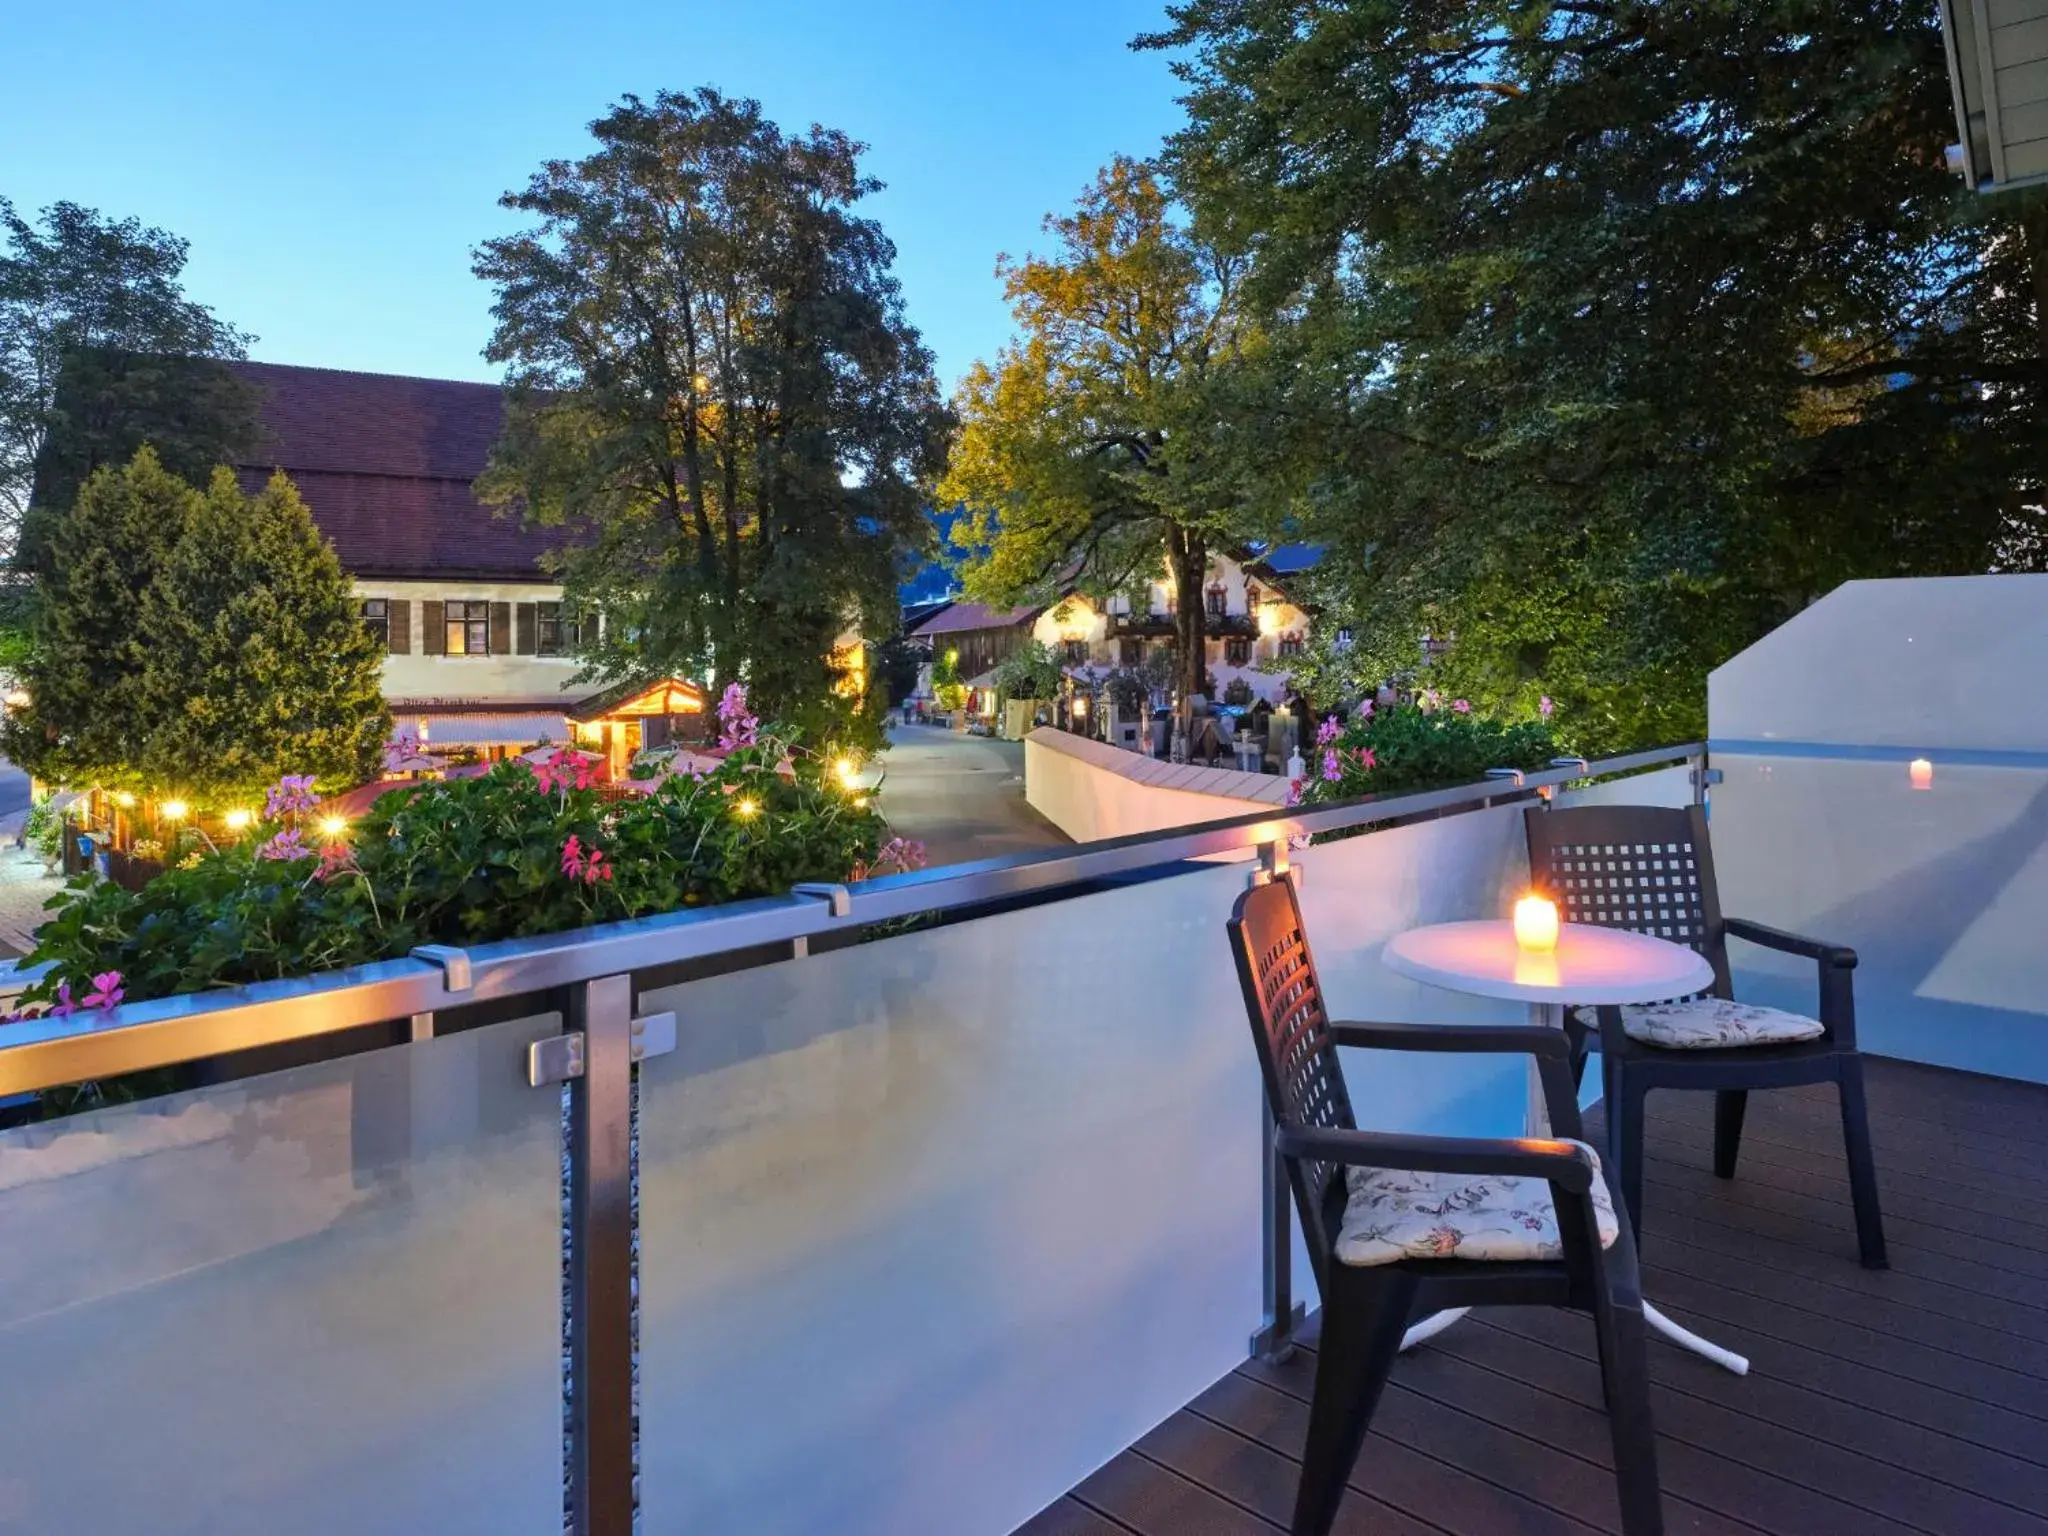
[1379, 919, 1749, 1375]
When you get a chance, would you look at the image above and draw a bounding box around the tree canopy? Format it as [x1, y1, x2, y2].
[2, 450, 386, 800]
[136, 468, 387, 800]
[938, 156, 1259, 710]
[474, 87, 954, 751]
[1145, 0, 2048, 748]
[1, 199, 254, 573]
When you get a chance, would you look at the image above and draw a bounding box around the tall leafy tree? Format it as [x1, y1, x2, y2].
[1147, 1, 2048, 748]
[939, 157, 1256, 711]
[474, 88, 953, 749]
[3, 452, 386, 799]
[1, 199, 254, 573]
[1, 446, 196, 789]
[136, 469, 387, 801]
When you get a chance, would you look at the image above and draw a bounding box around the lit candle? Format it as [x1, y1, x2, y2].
[1909, 757, 1933, 791]
[1514, 893, 1560, 952]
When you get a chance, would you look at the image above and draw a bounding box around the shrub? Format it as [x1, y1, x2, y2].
[18, 699, 910, 1013]
[1299, 699, 1564, 804]
[991, 640, 1063, 701]
[1222, 677, 1254, 707]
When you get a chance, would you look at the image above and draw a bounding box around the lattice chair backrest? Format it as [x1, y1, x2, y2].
[1228, 876, 1358, 1264]
[1524, 803, 1732, 996]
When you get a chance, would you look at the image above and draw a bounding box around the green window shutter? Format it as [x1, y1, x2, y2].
[491, 602, 512, 656]
[516, 602, 537, 654]
[388, 600, 411, 655]
[422, 600, 445, 655]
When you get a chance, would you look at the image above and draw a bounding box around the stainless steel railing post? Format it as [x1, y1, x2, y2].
[566, 974, 636, 1536]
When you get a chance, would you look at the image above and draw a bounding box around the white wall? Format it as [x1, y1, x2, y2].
[356, 577, 585, 704]
[1707, 575, 2048, 1082]
[1025, 727, 1287, 845]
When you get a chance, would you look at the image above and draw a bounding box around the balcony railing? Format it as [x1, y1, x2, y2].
[0, 745, 1703, 1535]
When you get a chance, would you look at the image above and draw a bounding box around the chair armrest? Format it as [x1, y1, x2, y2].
[1330, 1020, 1572, 1059]
[1274, 1122, 1595, 1194]
[1724, 916, 1856, 969]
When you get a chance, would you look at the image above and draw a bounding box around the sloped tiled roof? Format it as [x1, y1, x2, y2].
[227, 360, 570, 581]
[909, 599, 1043, 637]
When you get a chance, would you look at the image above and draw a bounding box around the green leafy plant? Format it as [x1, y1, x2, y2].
[22, 801, 63, 867]
[991, 640, 1063, 702]
[1298, 700, 1563, 804]
[16, 692, 915, 1014]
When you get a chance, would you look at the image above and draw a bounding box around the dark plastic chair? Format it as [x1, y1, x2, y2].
[1524, 803, 1887, 1268]
[1227, 876, 1664, 1536]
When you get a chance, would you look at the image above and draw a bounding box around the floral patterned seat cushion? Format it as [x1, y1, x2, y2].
[1573, 997, 1826, 1051]
[1335, 1141, 1620, 1267]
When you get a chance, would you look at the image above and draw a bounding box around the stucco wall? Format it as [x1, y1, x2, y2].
[1024, 727, 1287, 846]
[353, 577, 585, 704]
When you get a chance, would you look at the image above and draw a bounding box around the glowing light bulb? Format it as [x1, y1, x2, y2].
[735, 797, 759, 819]
[160, 800, 189, 822]
[1514, 894, 1560, 952]
[835, 757, 857, 784]
[319, 815, 348, 838]
[223, 809, 253, 831]
[113, 791, 137, 809]
[1909, 758, 1933, 791]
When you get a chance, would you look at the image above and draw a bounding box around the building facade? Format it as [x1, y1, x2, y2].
[908, 547, 1317, 707]
[228, 361, 706, 772]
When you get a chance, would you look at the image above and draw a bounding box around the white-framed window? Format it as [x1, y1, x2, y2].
[446, 600, 491, 656]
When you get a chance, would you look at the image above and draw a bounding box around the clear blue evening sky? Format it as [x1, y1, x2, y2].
[0, 1, 1187, 393]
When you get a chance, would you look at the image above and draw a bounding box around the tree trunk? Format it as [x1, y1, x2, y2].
[1166, 525, 1208, 733]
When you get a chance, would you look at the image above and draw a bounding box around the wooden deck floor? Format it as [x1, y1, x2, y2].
[1016, 1058, 2048, 1536]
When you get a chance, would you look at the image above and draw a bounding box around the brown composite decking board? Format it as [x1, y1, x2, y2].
[1014, 1058, 2048, 1536]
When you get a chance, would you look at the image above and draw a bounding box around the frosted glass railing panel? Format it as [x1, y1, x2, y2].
[1556, 763, 1694, 812]
[1712, 751, 2048, 1082]
[0, 1014, 566, 1535]
[638, 803, 1536, 1536]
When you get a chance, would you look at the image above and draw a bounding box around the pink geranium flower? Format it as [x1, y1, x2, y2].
[258, 828, 308, 862]
[48, 982, 77, 1018]
[1539, 695, 1555, 718]
[561, 834, 587, 880]
[874, 836, 927, 874]
[264, 774, 320, 818]
[83, 972, 124, 1010]
[1285, 777, 1304, 808]
[1315, 717, 1342, 747]
[1452, 698, 1472, 714]
[716, 682, 759, 751]
[1320, 748, 1343, 782]
[1358, 747, 1378, 772]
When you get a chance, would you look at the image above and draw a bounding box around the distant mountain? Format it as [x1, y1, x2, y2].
[900, 506, 968, 606]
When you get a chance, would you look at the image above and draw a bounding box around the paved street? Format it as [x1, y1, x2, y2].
[875, 724, 1069, 869]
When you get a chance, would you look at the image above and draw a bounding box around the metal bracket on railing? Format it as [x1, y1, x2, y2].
[410, 944, 474, 993]
[528, 1010, 678, 1087]
[792, 882, 852, 918]
[1551, 757, 1592, 776]
[1251, 837, 1291, 890]
[1484, 767, 1526, 788]
[1691, 767, 1724, 787]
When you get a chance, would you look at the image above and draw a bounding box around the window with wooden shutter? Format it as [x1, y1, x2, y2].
[516, 602, 537, 654]
[491, 602, 512, 656]
[359, 599, 390, 651]
[388, 599, 411, 655]
[422, 600, 445, 655]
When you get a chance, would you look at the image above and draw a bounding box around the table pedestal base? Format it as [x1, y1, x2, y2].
[1397, 1302, 1749, 1374]
[1640, 1302, 1749, 1374]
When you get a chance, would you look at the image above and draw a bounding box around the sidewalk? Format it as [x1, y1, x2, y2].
[0, 813, 61, 959]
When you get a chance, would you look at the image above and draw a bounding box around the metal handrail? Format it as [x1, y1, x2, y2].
[0, 741, 1703, 1096]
